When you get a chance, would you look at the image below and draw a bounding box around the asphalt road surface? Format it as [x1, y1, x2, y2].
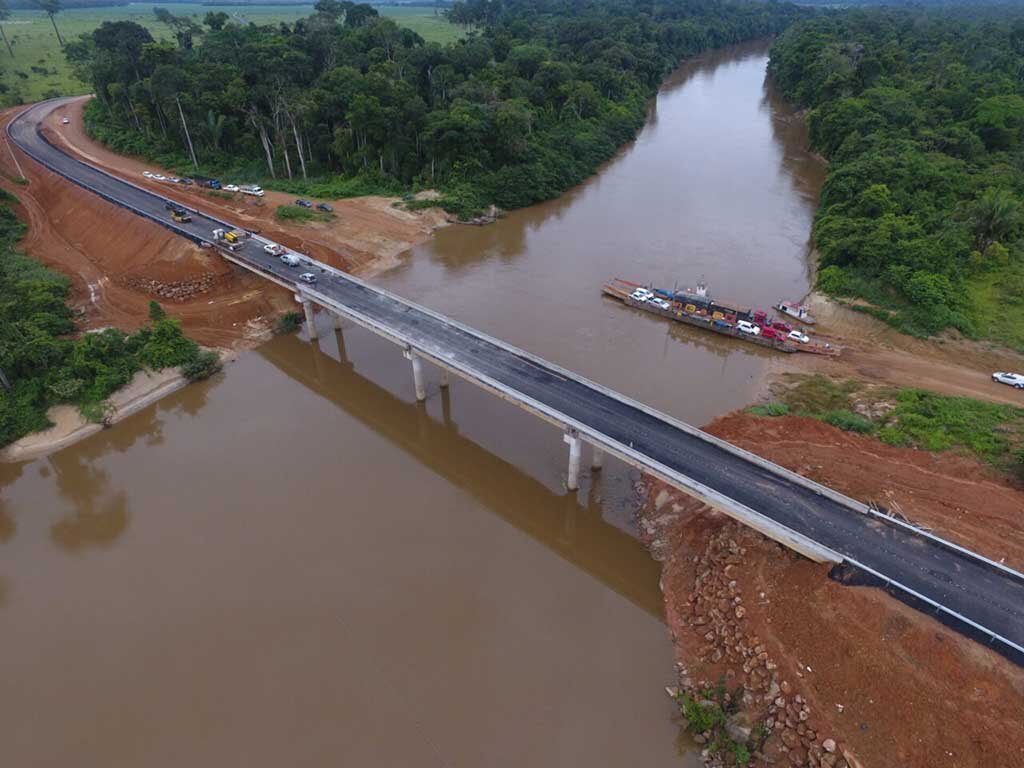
[11, 98, 1024, 662]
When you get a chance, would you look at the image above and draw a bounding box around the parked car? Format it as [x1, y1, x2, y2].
[992, 372, 1024, 389]
[142, 171, 155, 178]
[630, 288, 654, 302]
[787, 330, 810, 344]
[240, 185, 265, 197]
[299, 272, 317, 283]
[180, 178, 194, 186]
[280, 253, 301, 267]
[168, 176, 181, 184]
[295, 199, 312, 208]
[62, 117, 70, 125]
[263, 243, 285, 256]
[224, 184, 240, 193]
[737, 320, 761, 336]
[153, 174, 166, 181]
[316, 202, 333, 213]
[648, 297, 671, 311]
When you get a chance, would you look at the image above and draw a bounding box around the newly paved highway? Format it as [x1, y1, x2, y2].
[10, 98, 1024, 662]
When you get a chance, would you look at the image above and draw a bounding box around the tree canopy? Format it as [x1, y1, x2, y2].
[69, 0, 808, 216]
[770, 7, 1024, 341]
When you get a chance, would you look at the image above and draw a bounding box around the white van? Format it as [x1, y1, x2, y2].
[240, 185, 265, 197]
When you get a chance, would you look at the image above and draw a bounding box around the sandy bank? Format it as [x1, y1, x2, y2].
[2, 367, 189, 463]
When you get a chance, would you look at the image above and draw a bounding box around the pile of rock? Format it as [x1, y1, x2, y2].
[677, 522, 851, 768]
[120, 272, 222, 301]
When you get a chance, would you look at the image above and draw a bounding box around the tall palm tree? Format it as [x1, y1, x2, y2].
[33, 0, 63, 47]
[0, 0, 14, 58]
[969, 187, 1022, 252]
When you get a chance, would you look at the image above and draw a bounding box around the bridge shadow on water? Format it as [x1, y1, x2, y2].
[256, 330, 667, 620]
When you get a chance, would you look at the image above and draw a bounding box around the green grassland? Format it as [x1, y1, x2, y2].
[0, 4, 460, 103]
[750, 374, 1024, 478]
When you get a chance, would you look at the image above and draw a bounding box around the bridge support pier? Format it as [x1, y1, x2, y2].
[439, 368, 449, 388]
[404, 348, 426, 401]
[591, 447, 604, 471]
[564, 430, 582, 491]
[332, 312, 343, 331]
[296, 295, 318, 340]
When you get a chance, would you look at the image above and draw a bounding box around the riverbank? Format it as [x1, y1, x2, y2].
[762, 291, 1024, 408]
[2, 366, 186, 463]
[639, 409, 1024, 768]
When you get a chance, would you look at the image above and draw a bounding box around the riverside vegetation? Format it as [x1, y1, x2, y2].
[66, 0, 808, 217]
[750, 374, 1024, 479]
[0, 190, 219, 448]
[769, 8, 1024, 347]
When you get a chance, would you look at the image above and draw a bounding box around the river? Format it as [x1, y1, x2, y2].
[0, 42, 822, 766]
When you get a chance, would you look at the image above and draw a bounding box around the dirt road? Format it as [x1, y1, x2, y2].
[770, 293, 1024, 407]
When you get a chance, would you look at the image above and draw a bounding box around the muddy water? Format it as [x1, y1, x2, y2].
[386, 41, 824, 425]
[0, 43, 821, 766]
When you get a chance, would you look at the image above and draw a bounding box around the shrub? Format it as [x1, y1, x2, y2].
[182, 350, 222, 382]
[820, 409, 874, 433]
[276, 205, 318, 222]
[748, 403, 790, 417]
[148, 301, 166, 321]
[275, 311, 304, 334]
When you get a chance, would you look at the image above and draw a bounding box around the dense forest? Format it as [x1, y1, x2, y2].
[69, 0, 807, 214]
[0, 189, 219, 448]
[770, 8, 1024, 346]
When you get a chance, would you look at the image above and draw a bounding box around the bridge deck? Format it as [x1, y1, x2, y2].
[10, 98, 1024, 663]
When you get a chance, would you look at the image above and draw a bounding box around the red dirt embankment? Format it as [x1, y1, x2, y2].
[640, 413, 1024, 768]
[43, 97, 447, 276]
[0, 98, 447, 347]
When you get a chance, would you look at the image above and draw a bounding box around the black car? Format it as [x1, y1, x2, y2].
[295, 199, 312, 208]
[316, 202, 333, 213]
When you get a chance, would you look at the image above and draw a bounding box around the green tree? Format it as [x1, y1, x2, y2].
[968, 188, 1021, 253]
[33, 0, 64, 47]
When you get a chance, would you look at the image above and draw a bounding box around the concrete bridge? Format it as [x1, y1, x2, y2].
[9, 97, 1024, 665]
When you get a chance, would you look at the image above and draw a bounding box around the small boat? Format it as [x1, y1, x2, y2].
[774, 301, 816, 325]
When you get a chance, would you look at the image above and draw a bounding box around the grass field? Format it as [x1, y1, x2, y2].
[0, 4, 461, 103]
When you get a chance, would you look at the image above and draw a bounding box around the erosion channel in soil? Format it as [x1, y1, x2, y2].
[0, 42, 833, 766]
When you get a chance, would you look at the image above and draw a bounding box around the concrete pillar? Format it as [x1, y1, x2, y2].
[332, 312, 343, 331]
[301, 299, 318, 340]
[439, 368, 450, 388]
[564, 431, 582, 491]
[591, 446, 604, 471]
[404, 349, 426, 402]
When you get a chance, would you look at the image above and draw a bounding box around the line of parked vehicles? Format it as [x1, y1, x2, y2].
[141, 171, 334, 212]
[629, 287, 811, 345]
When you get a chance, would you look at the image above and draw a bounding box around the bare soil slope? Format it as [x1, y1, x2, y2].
[640, 412, 1024, 768]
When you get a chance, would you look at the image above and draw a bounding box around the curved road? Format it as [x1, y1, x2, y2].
[10, 98, 1024, 664]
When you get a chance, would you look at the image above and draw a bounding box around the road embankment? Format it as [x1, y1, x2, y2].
[640, 410, 1024, 768]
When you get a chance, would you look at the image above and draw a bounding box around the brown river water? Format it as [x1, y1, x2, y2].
[0, 42, 822, 767]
